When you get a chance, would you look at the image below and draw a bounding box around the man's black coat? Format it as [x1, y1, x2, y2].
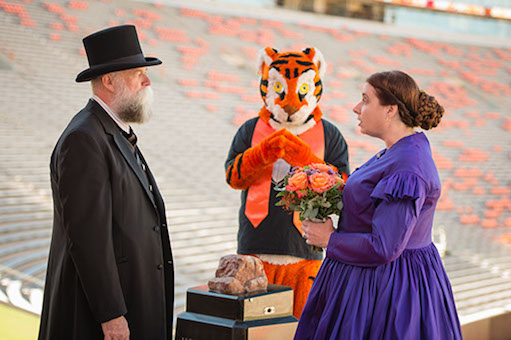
[38, 100, 174, 339]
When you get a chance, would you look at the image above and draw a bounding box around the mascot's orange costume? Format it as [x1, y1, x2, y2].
[225, 47, 350, 318]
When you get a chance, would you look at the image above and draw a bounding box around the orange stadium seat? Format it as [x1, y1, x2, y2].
[67, 1, 88, 11]
[482, 219, 499, 229]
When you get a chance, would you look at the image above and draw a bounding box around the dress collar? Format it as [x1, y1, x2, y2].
[377, 132, 423, 159]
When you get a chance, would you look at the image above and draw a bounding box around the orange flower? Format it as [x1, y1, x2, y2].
[309, 163, 332, 172]
[334, 175, 345, 188]
[286, 171, 308, 191]
[296, 189, 308, 198]
[309, 172, 335, 193]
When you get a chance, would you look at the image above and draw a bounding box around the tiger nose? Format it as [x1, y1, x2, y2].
[283, 105, 299, 116]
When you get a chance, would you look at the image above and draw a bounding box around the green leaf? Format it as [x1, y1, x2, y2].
[310, 207, 318, 220]
[299, 216, 306, 222]
[276, 191, 287, 197]
[289, 204, 301, 210]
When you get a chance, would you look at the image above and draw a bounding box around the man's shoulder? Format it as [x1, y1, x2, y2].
[66, 101, 103, 133]
[320, 118, 345, 139]
[234, 117, 259, 141]
[58, 102, 105, 145]
[238, 117, 259, 132]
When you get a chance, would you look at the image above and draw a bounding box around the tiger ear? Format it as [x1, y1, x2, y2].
[303, 47, 327, 78]
[256, 47, 278, 76]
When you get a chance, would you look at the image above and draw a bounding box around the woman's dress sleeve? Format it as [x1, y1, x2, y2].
[326, 171, 428, 267]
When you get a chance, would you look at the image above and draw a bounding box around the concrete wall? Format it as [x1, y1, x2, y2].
[462, 311, 511, 340]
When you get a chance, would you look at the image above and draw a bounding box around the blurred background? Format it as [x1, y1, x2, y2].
[0, 0, 510, 338]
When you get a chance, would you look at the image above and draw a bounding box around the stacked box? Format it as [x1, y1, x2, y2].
[175, 284, 298, 340]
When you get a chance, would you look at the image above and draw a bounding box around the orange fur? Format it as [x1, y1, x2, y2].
[258, 49, 324, 108]
[257, 106, 323, 125]
[226, 129, 287, 190]
[254, 107, 325, 169]
[259, 258, 322, 319]
[280, 129, 324, 167]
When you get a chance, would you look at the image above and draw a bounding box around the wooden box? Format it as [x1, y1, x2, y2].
[175, 284, 298, 340]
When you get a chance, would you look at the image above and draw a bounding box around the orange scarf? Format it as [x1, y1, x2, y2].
[245, 119, 325, 235]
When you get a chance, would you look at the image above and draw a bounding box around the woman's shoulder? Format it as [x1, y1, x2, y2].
[389, 133, 433, 171]
[371, 170, 427, 202]
[385, 133, 440, 190]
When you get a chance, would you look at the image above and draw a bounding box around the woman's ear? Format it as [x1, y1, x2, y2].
[387, 104, 399, 120]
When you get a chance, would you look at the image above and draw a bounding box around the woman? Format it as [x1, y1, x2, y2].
[295, 71, 462, 339]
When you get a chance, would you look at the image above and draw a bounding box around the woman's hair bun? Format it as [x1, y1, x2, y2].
[416, 90, 444, 130]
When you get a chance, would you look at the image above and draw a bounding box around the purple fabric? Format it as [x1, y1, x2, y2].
[295, 133, 461, 339]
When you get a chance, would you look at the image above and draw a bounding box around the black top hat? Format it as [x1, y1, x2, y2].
[76, 25, 162, 82]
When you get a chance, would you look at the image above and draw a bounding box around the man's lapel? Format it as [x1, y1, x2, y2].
[137, 150, 165, 216]
[88, 99, 157, 209]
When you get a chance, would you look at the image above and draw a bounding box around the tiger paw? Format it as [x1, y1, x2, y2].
[244, 130, 287, 169]
[281, 131, 323, 167]
[258, 130, 287, 164]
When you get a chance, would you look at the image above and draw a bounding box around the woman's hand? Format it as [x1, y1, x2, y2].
[302, 217, 335, 248]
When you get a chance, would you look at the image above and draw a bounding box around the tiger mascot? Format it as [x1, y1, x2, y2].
[225, 47, 350, 318]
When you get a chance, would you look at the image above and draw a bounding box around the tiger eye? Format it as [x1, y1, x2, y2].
[299, 83, 309, 94]
[273, 82, 283, 93]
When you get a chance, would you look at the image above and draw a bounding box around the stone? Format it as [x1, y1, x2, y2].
[208, 255, 268, 295]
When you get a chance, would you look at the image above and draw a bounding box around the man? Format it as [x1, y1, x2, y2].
[38, 25, 174, 340]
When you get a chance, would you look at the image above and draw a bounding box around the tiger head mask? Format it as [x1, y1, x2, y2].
[256, 47, 327, 135]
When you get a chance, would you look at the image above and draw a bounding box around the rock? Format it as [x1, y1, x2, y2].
[208, 255, 268, 295]
[207, 277, 244, 295]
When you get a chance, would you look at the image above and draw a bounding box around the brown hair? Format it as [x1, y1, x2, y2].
[367, 70, 444, 130]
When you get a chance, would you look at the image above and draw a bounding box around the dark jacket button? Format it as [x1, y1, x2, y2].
[153, 226, 160, 232]
[157, 264, 163, 270]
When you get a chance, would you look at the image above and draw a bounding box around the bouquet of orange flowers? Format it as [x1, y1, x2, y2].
[276, 163, 346, 250]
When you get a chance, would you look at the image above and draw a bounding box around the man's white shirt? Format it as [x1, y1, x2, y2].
[92, 94, 131, 134]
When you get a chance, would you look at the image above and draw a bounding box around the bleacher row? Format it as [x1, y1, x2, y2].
[0, 0, 510, 322]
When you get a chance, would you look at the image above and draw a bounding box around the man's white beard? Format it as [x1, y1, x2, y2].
[111, 84, 154, 124]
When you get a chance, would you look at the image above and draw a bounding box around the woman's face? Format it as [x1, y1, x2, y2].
[352, 83, 388, 138]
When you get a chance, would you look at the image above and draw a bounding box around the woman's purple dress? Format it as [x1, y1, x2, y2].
[294, 133, 462, 340]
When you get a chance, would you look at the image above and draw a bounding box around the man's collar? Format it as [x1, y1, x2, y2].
[91, 94, 131, 134]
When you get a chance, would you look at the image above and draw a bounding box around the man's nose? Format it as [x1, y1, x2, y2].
[143, 74, 151, 87]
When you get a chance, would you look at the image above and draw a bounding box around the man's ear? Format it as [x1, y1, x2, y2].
[102, 73, 116, 93]
[256, 47, 278, 76]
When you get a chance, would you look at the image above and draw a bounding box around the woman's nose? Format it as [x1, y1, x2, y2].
[353, 102, 361, 114]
